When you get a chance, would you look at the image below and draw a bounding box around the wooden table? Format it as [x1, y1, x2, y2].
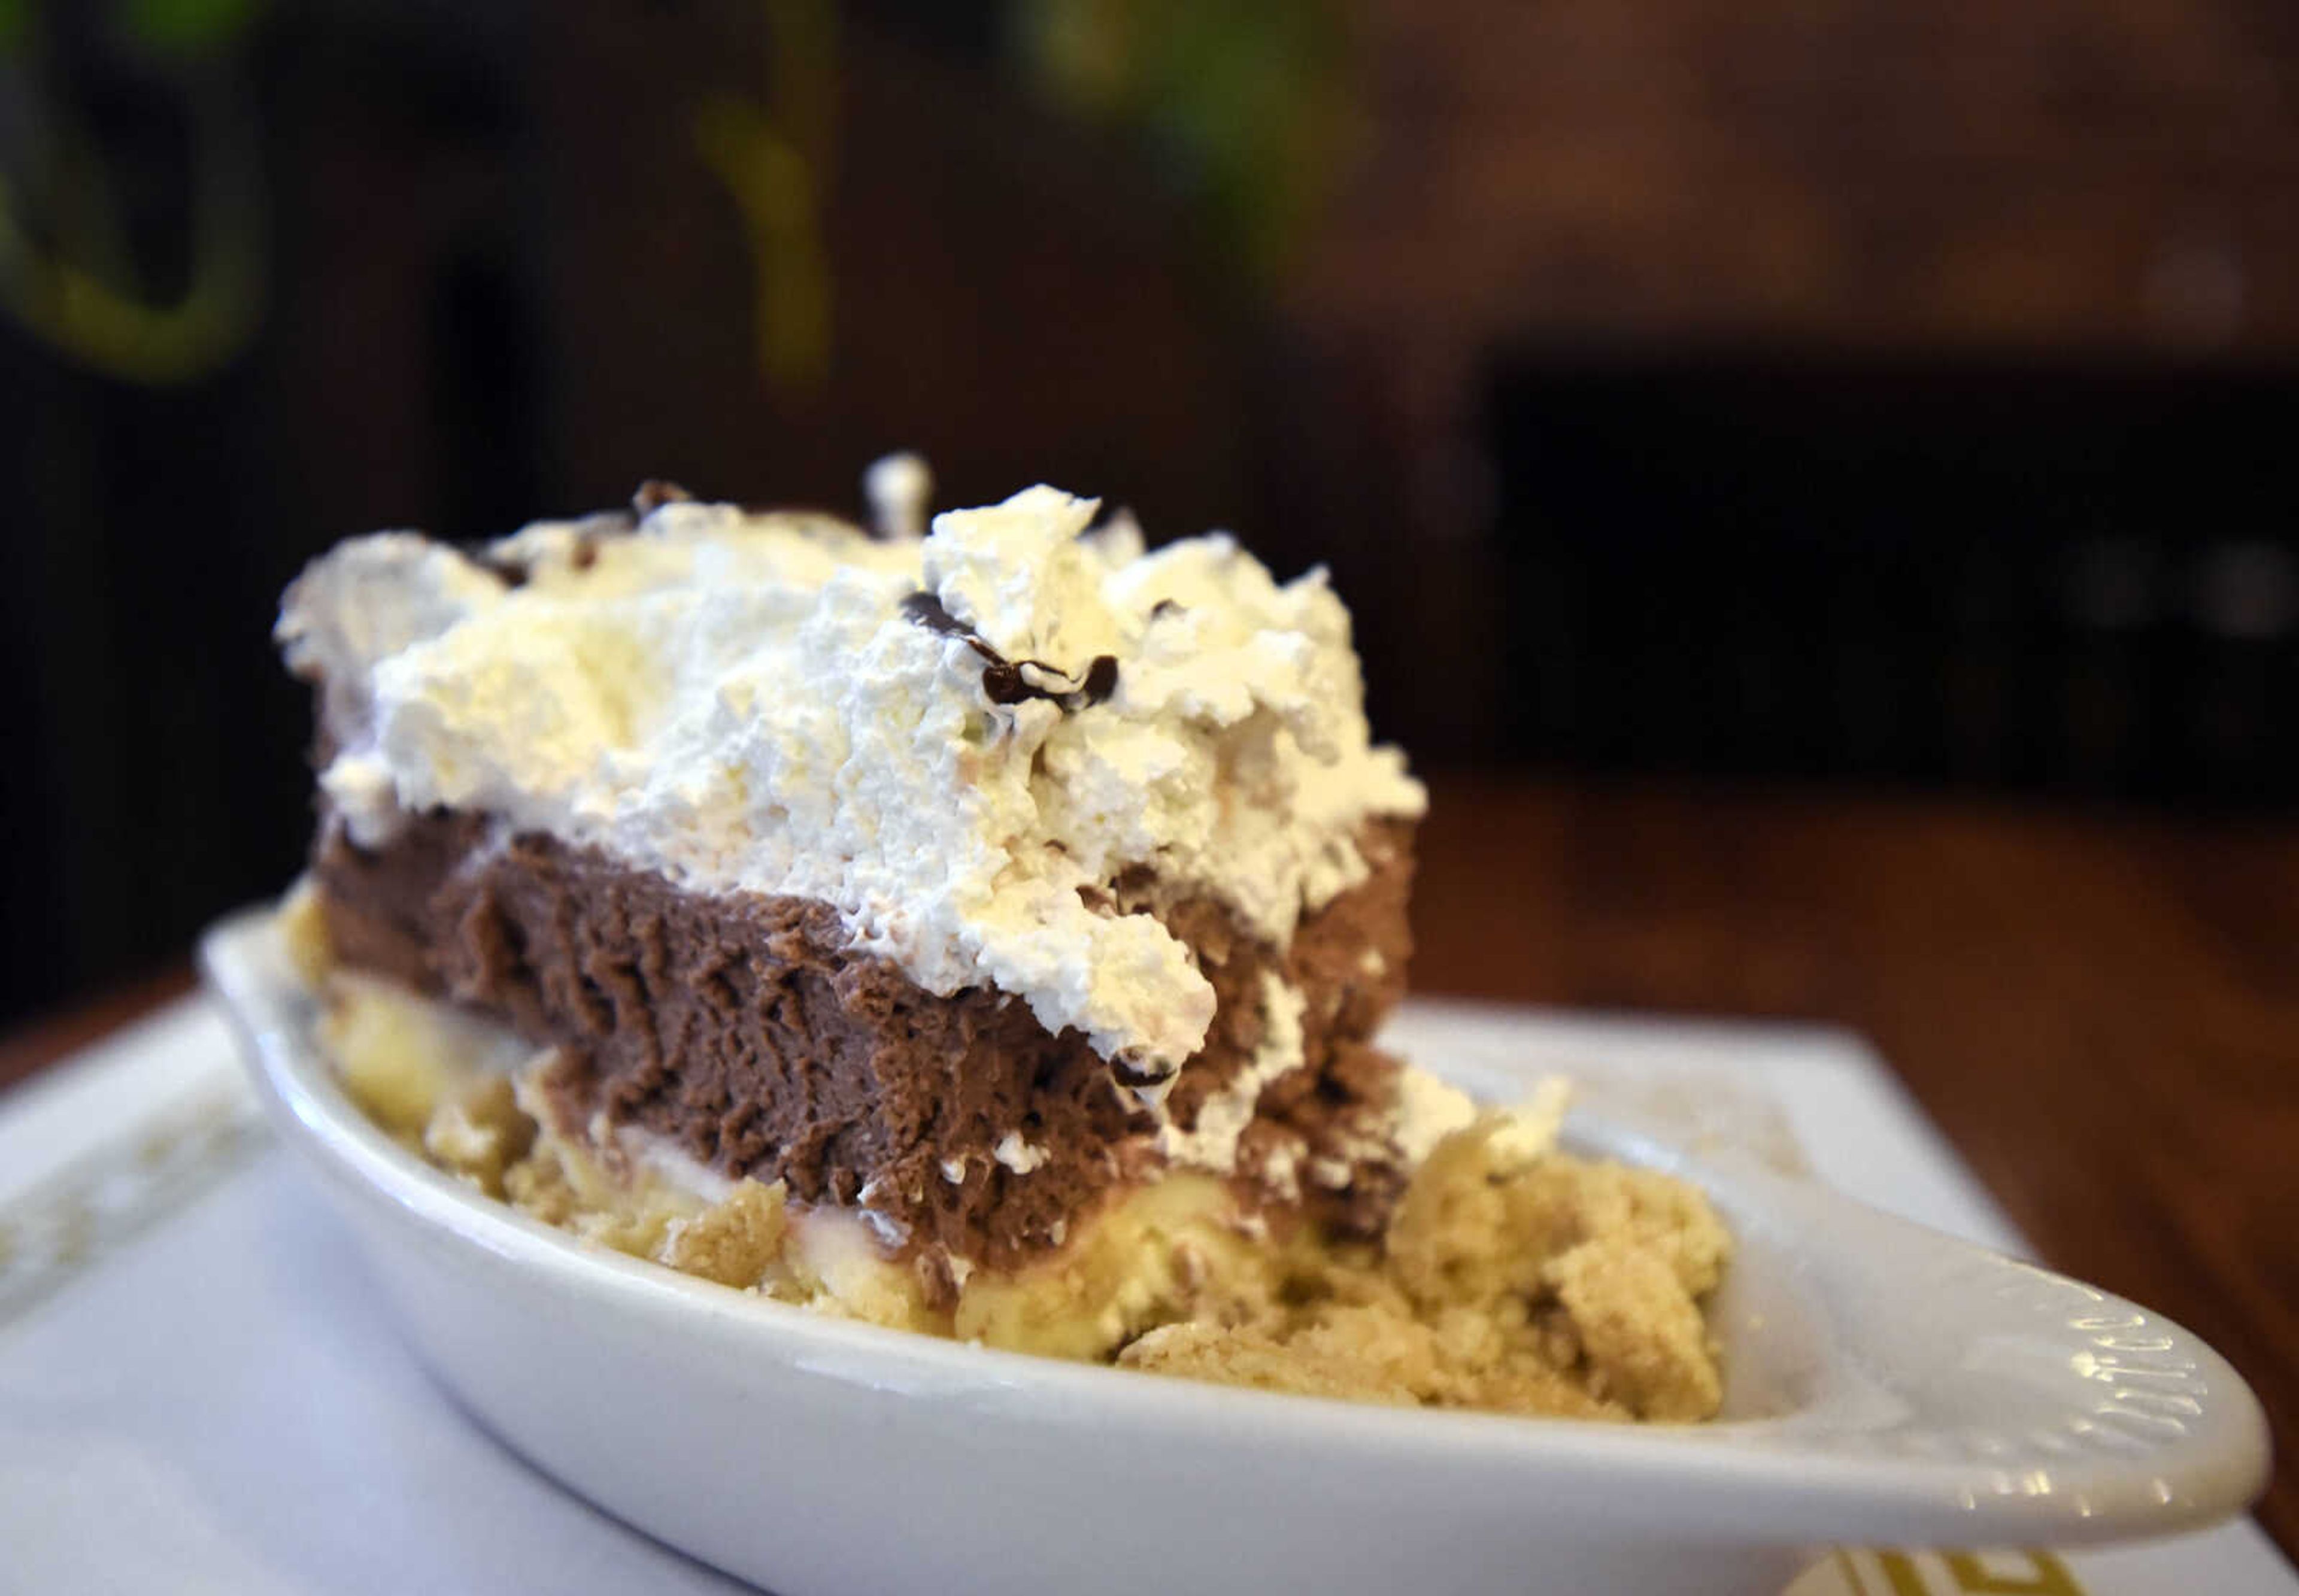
[1408, 778, 2298, 1561]
[4, 777, 2294, 1560]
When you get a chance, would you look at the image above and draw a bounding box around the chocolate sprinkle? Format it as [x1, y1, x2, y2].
[901, 591, 1120, 712]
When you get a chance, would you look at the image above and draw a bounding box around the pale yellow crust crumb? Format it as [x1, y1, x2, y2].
[1117, 1321, 1419, 1406]
[313, 956, 1731, 1423]
[660, 1181, 792, 1288]
[1112, 1112, 1728, 1422]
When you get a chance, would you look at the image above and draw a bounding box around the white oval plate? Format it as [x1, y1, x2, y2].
[201, 908, 2268, 1596]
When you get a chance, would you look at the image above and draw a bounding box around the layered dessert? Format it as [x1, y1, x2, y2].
[274, 462, 1728, 1421]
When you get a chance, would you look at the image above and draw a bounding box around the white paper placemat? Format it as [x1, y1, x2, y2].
[0, 996, 2288, 1595]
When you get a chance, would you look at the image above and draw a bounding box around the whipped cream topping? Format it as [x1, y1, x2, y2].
[278, 468, 1424, 1079]
[991, 1133, 1051, 1175]
[1155, 971, 1307, 1175]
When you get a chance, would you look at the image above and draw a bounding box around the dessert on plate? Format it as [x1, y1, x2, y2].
[272, 459, 1729, 1421]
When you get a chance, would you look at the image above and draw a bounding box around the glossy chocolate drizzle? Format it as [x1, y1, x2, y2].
[902, 591, 1120, 711]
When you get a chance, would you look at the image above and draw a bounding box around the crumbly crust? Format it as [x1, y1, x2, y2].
[308, 941, 1728, 1423]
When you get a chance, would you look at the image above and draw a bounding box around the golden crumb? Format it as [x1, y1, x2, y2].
[1112, 1110, 1727, 1422]
[661, 1181, 791, 1288]
[1118, 1321, 1418, 1406]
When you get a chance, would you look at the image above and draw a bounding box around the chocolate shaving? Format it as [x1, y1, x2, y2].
[462, 506, 633, 589]
[1148, 599, 1182, 620]
[901, 591, 973, 639]
[469, 548, 531, 589]
[1109, 1056, 1179, 1090]
[900, 591, 1120, 712]
[633, 480, 695, 515]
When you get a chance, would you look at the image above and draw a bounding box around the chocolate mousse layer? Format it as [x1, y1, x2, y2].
[312, 812, 1417, 1269]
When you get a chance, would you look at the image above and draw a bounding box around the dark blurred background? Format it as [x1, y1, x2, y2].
[4, 0, 2296, 1027]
